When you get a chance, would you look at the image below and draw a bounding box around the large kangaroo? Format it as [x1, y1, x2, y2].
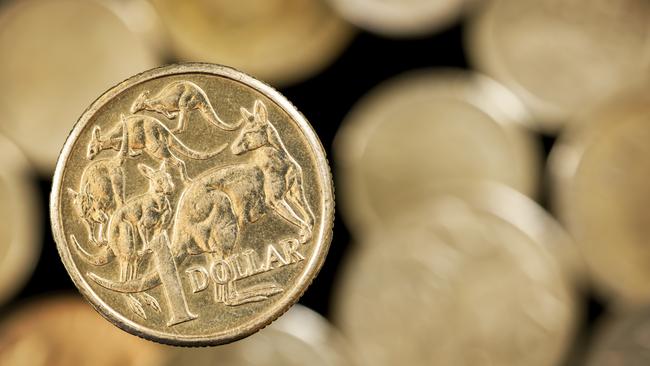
[130, 80, 242, 133]
[87, 114, 227, 182]
[231, 100, 315, 243]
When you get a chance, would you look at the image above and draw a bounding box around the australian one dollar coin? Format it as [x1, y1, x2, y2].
[50, 63, 334, 346]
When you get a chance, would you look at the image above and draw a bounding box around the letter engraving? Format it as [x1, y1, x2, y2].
[186, 266, 210, 293]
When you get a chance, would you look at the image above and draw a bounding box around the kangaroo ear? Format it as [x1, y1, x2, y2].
[92, 125, 101, 139]
[67, 188, 79, 199]
[253, 100, 267, 122]
[240, 106, 253, 121]
[137, 163, 155, 179]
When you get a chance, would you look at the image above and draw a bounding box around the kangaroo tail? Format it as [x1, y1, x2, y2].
[71, 234, 114, 266]
[200, 100, 242, 131]
[88, 268, 162, 293]
[170, 136, 228, 160]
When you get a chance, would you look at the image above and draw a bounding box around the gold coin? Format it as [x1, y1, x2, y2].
[549, 89, 650, 304]
[149, 0, 354, 86]
[326, 0, 466, 37]
[334, 69, 541, 237]
[334, 187, 576, 366]
[467, 0, 650, 130]
[50, 63, 334, 346]
[585, 307, 650, 366]
[163, 305, 354, 366]
[0, 295, 166, 366]
[0, 0, 161, 173]
[0, 134, 40, 306]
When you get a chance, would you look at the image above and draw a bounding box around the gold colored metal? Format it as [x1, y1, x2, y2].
[585, 307, 650, 366]
[149, 0, 354, 86]
[0, 296, 166, 366]
[0, 134, 40, 306]
[334, 69, 541, 237]
[334, 185, 576, 366]
[163, 305, 354, 365]
[467, 0, 650, 130]
[50, 63, 334, 346]
[550, 89, 650, 305]
[0, 0, 161, 173]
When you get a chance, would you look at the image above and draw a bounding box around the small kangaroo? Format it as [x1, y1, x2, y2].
[231, 100, 315, 243]
[68, 119, 128, 244]
[130, 80, 242, 133]
[87, 114, 227, 182]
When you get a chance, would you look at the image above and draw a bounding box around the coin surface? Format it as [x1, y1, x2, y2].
[0, 135, 40, 306]
[326, 0, 466, 37]
[550, 89, 650, 305]
[333, 187, 576, 366]
[0, 295, 166, 366]
[0, 0, 160, 173]
[467, 0, 650, 130]
[585, 307, 650, 366]
[334, 69, 541, 236]
[50, 63, 334, 345]
[149, 0, 354, 86]
[164, 305, 354, 366]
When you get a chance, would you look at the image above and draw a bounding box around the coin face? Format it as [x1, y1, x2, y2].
[586, 307, 650, 366]
[0, 296, 166, 366]
[164, 305, 354, 366]
[0, 0, 160, 173]
[550, 90, 650, 304]
[0, 135, 40, 306]
[467, 0, 650, 129]
[334, 69, 541, 236]
[50, 63, 334, 345]
[149, 0, 354, 86]
[334, 188, 576, 366]
[326, 0, 466, 37]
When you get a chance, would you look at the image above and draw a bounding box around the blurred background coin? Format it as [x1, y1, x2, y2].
[0, 0, 161, 173]
[585, 307, 650, 366]
[333, 187, 576, 366]
[334, 69, 541, 237]
[0, 295, 166, 366]
[148, 0, 354, 86]
[550, 89, 650, 305]
[0, 134, 40, 307]
[326, 0, 468, 38]
[163, 305, 354, 366]
[467, 0, 650, 130]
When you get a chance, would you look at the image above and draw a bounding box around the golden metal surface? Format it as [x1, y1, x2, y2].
[334, 69, 541, 237]
[0, 295, 166, 366]
[50, 63, 334, 346]
[164, 305, 354, 365]
[0, 0, 161, 173]
[334, 186, 576, 366]
[550, 89, 650, 305]
[149, 0, 354, 86]
[0, 135, 40, 306]
[467, 0, 650, 130]
[585, 307, 650, 366]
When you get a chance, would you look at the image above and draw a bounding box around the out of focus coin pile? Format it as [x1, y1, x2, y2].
[0, 0, 648, 365]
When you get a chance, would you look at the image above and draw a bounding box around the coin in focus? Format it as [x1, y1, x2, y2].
[334, 69, 541, 237]
[334, 186, 576, 366]
[550, 89, 650, 305]
[585, 307, 650, 366]
[326, 0, 467, 37]
[467, 0, 650, 130]
[164, 305, 354, 366]
[0, 0, 161, 173]
[50, 63, 334, 345]
[0, 135, 40, 306]
[0, 295, 166, 366]
[149, 0, 354, 86]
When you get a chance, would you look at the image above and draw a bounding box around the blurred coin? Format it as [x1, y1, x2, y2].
[585, 307, 650, 366]
[0, 134, 40, 306]
[0, 295, 166, 366]
[164, 305, 354, 366]
[334, 69, 541, 237]
[467, 0, 650, 130]
[0, 0, 161, 173]
[326, 0, 466, 38]
[149, 0, 354, 86]
[333, 187, 576, 366]
[550, 89, 650, 305]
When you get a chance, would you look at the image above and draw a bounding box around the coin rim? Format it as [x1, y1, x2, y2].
[50, 62, 335, 346]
